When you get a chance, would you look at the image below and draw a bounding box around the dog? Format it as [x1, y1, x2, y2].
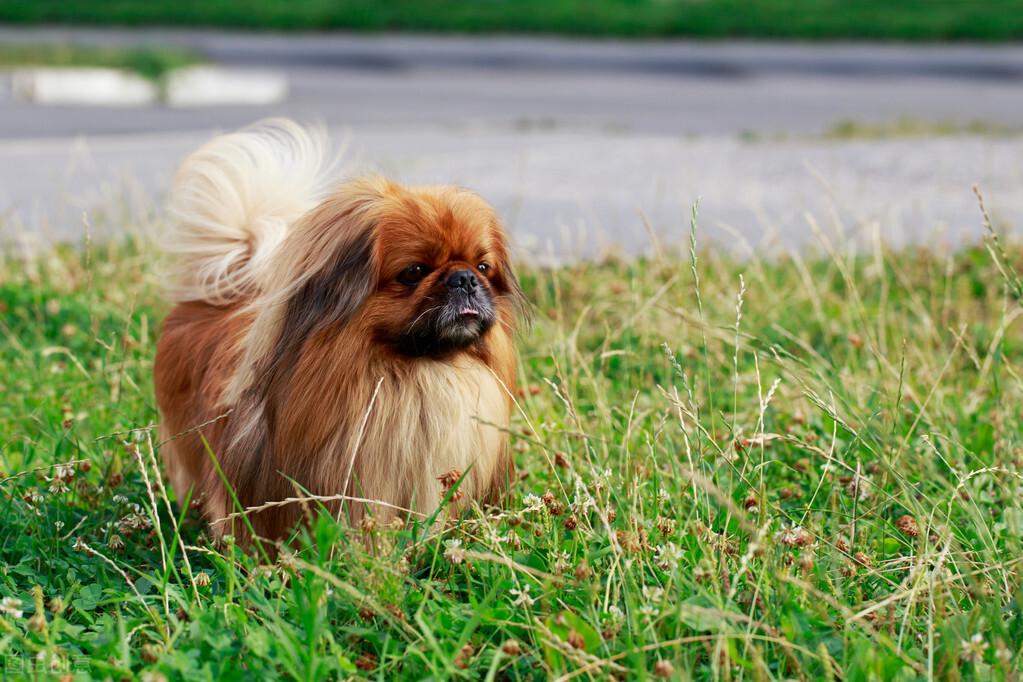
[154, 120, 524, 548]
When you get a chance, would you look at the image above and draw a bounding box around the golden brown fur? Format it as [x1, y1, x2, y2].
[154, 121, 523, 548]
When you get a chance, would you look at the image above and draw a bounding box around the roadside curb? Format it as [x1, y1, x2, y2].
[10, 65, 288, 107]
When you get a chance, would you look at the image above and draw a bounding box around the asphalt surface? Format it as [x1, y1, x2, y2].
[2, 28, 1023, 258]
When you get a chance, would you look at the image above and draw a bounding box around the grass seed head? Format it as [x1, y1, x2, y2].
[895, 515, 920, 537]
[853, 552, 874, 568]
[355, 654, 377, 671]
[743, 494, 758, 515]
[454, 642, 474, 668]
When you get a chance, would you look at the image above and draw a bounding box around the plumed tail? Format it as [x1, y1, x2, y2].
[163, 119, 337, 305]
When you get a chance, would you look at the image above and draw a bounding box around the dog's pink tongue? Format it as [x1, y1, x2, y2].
[460, 307, 479, 316]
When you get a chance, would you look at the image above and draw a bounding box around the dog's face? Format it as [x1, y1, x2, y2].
[365, 185, 519, 357]
[227, 178, 524, 406]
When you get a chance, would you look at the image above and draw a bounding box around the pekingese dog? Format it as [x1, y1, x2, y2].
[154, 120, 524, 548]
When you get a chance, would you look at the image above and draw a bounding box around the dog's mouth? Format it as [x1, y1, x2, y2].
[396, 290, 495, 357]
[442, 294, 491, 335]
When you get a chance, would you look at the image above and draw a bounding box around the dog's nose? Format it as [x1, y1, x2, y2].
[446, 270, 478, 292]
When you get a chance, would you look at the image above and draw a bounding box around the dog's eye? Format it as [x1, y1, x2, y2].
[398, 263, 428, 285]
[477, 263, 491, 275]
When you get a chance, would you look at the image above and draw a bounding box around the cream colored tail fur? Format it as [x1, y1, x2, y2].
[163, 119, 336, 305]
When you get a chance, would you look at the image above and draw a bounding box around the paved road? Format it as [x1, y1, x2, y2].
[2, 28, 1022, 257]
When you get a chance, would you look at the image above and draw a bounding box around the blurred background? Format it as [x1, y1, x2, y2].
[2, 1, 1022, 260]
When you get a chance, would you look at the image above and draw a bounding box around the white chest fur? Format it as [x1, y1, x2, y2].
[335, 356, 509, 521]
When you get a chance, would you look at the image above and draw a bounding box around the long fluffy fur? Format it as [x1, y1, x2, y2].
[163, 119, 336, 305]
[155, 120, 522, 549]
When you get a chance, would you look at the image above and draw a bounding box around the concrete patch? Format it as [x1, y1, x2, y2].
[165, 66, 288, 107]
[13, 67, 157, 106]
[10, 66, 288, 107]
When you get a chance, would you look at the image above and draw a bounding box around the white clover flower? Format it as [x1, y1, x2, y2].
[502, 532, 522, 551]
[653, 542, 682, 572]
[692, 561, 713, 582]
[847, 475, 874, 502]
[72, 537, 87, 552]
[278, 551, 297, 571]
[108, 535, 125, 550]
[509, 584, 536, 607]
[961, 633, 989, 663]
[54, 520, 65, 532]
[570, 495, 596, 515]
[574, 475, 587, 495]
[774, 524, 811, 547]
[113, 494, 129, 505]
[605, 604, 624, 626]
[0, 597, 24, 618]
[48, 480, 69, 495]
[641, 585, 665, 602]
[444, 538, 466, 564]
[909, 564, 952, 588]
[994, 646, 1013, 662]
[53, 465, 75, 481]
[590, 467, 612, 492]
[129, 513, 152, 530]
[657, 487, 670, 504]
[481, 523, 503, 546]
[480, 524, 500, 544]
[522, 494, 545, 513]
[569, 474, 598, 514]
[637, 603, 660, 624]
[194, 572, 211, 587]
[551, 550, 571, 575]
[38, 650, 62, 670]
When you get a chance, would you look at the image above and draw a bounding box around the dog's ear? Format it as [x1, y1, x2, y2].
[223, 182, 386, 407]
[280, 224, 376, 343]
[491, 221, 530, 322]
[258, 190, 383, 390]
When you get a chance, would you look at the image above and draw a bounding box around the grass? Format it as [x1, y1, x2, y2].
[0, 44, 203, 82]
[1, 191, 1023, 681]
[822, 117, 1023, 141]
[3, 0, 1023, 41]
